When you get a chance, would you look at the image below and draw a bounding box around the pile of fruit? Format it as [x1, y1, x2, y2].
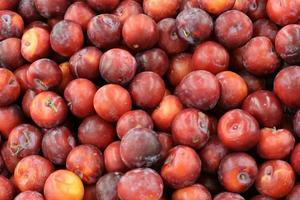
[1, 0, 300, 199]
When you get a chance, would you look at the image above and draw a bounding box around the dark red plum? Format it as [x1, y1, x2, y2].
[87, 14, 122, 49]
[99, 48, 137, 85]
[275, 24, 300, 64]
[122, 14, 159, 51]
[42, 126, 76, 165]
[120, 128, 161, 168]
[175, 70, 220, 110]
[172, 108, 210, 149]
[176, 8, 213, 44]
[157, 18, 188, 55]
[215, 10, 253, 49]
[78, 115, 115, 150]
[242, 90, 283, 128]
[96, 172, 122, 200]
[135, 48, 169, 76]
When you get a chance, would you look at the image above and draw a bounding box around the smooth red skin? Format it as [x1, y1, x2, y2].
[161, 145, 201, 189]
[251, 195, 276, 200]
[247, 0, 267, 20]
[175, 70, 220, 111]
[255, 160, 295, 198]
[253, 19, 278, 43]
[0, 68, 21, 107]
[30, 91, 68, 128]
[83, 185, 96, 200]
[172, 184, 212, 200]
[14, 65, 31, 94]
[66, 145, 104, 184]
[152, 95, 183, 132]
[242, 90, 283, 128]
[99, 48, 137, 85]
[21, 27, 50, 62]
[0, 0, 19, 10]
[275, 25, 300, 64]
[274, 66, 300, 109]
[22, 89, 37, 117]
[258, 128, 295, 159]
[87, 0, 120, 12]
[215, 10, 253, 49]
[18, 0, 42, 23]
[120, 128, 161, 168]
[7, 124, 42, 159]
[0, 176, 15, 200]
[14, 191, 44, 200]
[116, 110, 153, 139]
[218, 153, 258, 193]
[239, 71, 266, 94]
[104, 141, 128, 173]
[199, 136, 228, 174]
[286, 184, 300, 200]
[114, 0, 143, 24]
[157, 133, 174, 165]
[79, 115, 115, 150]
[0, 105, 24, 139]
[118, 168, 163, 200]
[50, 20, 84, 57]
[291, 144, 300, 175]
[0, 38, 24, 70]
[129, 71, 165, 109]
[14, 155, 54, 192]
[293, 110, 300, 138]
[233, 0, 251, 13]
[136, 48, 170, 76]
[1, 142, 21, 173]
[94, 84, 132, 122]
[168, 53, 193, 86]
[64, 79, 97, 118]
[216, 71, 248, 109]
[34, 0, 69, 18]
[176, 8, 213, 44]
[0, 11, 24, 41]
[192, 41, 229, 74]
[214, 192, 245, 200]
[242, 36, 280, 76]
[87, 14, 122, 49]
[122, 14, 159, 51]
[27, 59, 62, 91]
[198, 0, 235, 15]
[180, 0, 199, 10]
[157, 18, 188, 55]
[96, 172, 122, 200]
[217, 109, 260, 151]
[64, 2, 95, 30]
[144, 0, 180, 22]
[267, 0, 300, 26]
[70, 46, 102, 81]
[172, 108, 210, 149]
[42, 126, 76, 165]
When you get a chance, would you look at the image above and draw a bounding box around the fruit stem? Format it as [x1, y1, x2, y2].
[46, 98, 58, 112]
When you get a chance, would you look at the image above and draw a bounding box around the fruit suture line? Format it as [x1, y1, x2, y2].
[0, 0, 300, 200]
